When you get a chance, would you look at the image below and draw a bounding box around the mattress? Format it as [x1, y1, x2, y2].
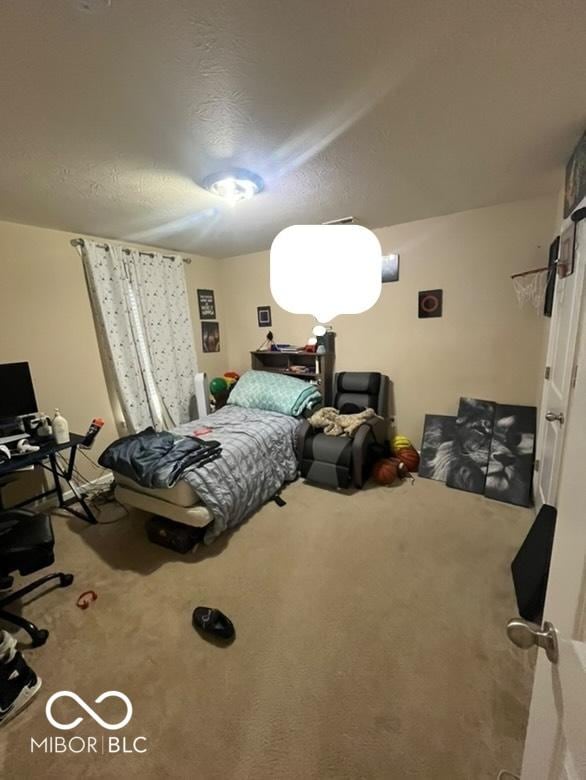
[114, 485, 212, 529]
[114, 472, 199, 508]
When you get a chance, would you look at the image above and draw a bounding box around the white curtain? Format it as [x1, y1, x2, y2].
[126, 249, 198, 427]
[81, 240, 198, 433]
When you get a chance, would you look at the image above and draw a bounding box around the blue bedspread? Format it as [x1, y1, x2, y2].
[172, 405, 300, 543]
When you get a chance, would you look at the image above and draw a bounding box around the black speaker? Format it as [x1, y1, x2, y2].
[511, 504, 557, 623]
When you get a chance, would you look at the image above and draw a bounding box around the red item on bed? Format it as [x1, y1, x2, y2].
[193, 426, 213, 437]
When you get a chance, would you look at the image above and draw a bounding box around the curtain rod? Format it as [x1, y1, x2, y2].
[70, 237, 192, 264]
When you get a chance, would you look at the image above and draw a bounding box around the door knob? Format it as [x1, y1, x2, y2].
[506, 618, 559, 664]
[545, 410, 564, 423]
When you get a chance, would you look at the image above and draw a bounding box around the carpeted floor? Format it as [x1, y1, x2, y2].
[1, 478, 535, 779]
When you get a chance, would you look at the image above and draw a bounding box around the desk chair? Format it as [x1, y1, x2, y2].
[297, 372, 390, 489]
[0, 509, 73, 646]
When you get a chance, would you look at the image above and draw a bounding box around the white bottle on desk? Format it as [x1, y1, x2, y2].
[52, 409, 70, 444]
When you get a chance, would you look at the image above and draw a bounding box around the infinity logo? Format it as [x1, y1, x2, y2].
[45, 691, 133, 731]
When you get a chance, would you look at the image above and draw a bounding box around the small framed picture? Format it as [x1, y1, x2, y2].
[418, 289, 443, 318]
[257, 306, 272, 327]
[381, 253, 400, 283]
[197, 289, 216, 320]
[201, 321, 220, 352]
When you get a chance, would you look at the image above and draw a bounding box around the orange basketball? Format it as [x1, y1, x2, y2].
[373, 458, 398, 486]
[397, 446, 420, 473]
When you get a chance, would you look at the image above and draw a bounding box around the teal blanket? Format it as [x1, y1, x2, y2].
[227, 370, 321, 417]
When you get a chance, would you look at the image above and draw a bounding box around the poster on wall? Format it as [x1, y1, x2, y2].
[201, 321, 220, 353]
[484, 404, 536, 507]
[418, 414, 457, 480]
[418, 289, 443, 318]
[445, 398, 496, 494]
[197, 289, 216, 320]
[381, 254, 400, 283]
[257, 306, 272, 327]
[564, 130, 585, 218]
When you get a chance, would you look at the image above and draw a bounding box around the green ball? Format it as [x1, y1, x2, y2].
[209, 376, 228, 395]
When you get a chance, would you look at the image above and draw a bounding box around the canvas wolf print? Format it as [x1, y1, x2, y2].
[419, 414, 457, 480]
[446, 398, 496, 494]
[485, 404, 536, 507]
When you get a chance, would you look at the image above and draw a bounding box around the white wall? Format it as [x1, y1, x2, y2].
[221, 196, 558, 445]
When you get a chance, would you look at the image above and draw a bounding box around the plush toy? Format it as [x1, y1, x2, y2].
[308, 407, 339, 432]
[308, 407, 382, 437]
[330, 408, 381, 437]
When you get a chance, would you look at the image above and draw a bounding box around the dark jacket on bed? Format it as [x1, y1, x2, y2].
[99, 427, 221, 488]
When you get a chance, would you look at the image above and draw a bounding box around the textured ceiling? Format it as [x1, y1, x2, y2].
[0, 1, 584, 258]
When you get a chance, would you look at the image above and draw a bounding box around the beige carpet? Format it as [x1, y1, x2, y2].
[1, 478, 535, 779]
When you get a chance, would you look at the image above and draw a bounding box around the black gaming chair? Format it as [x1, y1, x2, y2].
[0, 509, 74, 646]
[296, 372, 390, 488]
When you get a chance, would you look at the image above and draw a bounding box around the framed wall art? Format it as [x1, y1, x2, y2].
[197, 289, 216, 320]
[257, 306, 272, 327]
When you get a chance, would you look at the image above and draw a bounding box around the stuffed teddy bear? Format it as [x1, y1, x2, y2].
[308, 406, 339, 434]
[308, 406, 381, 437]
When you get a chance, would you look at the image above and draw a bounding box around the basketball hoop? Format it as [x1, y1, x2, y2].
[511, 266, 554, 310]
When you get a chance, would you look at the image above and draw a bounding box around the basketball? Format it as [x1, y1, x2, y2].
[373, 458, 399, 486]
[397, 446, 420, 472]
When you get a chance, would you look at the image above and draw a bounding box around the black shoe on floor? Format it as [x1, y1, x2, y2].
[0, 648, 42, 727]
[192, 606, 235, 642]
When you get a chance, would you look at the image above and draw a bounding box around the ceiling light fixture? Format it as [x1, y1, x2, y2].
[203, 169, 264, 205]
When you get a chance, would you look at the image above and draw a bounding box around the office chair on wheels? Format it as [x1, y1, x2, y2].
[0, 509, 74, 647]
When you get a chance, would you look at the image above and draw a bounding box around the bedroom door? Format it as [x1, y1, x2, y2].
[515, 284, 586, 779]
[534, 216, 585, 508]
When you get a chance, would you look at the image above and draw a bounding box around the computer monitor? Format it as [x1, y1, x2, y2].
[0, 362, 38, 421]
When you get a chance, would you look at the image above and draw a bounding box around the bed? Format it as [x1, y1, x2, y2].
[110, 371, 320, 543]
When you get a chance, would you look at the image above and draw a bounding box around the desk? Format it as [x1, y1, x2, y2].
[0, 434, 96, 524]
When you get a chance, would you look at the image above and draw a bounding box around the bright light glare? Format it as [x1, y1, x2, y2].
[209, 177, 257, 204]
[312, 324, 327, 336]
[270, 225, 382, 323]
[203, 169, 263, 205]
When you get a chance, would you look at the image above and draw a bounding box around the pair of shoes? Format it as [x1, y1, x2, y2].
[0, 639, 42, 727]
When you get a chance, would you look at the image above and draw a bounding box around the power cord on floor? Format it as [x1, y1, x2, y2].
[54, 452, 123, 523]
[497, 771, 520, 780]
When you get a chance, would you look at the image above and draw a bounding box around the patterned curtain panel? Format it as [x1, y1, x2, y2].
[125, 250, 198, 427]
[81, 241, 161, 433]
